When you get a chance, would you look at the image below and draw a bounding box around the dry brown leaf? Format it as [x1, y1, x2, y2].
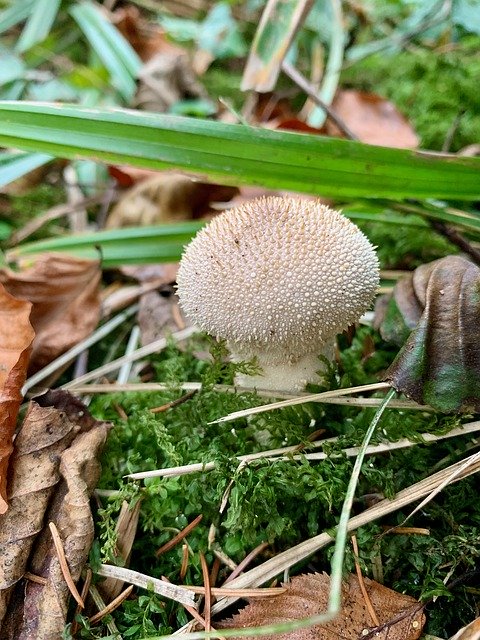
[134, 52, 208, 113]
[0, 284, 34, 514]
[0, 254, 101, 374]
[113, 5, 180, 62]
[450, 616, 480, 640]
[0, 390, 109, 639]
[378, 256, 480, 412]
[219, 573, 425, 640]
[326, 90, 419, 148]
[105, 173, 238, 228]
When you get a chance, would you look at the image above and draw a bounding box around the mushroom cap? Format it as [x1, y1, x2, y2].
[176, 196, 379, 362]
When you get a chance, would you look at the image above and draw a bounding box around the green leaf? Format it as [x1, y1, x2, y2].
[0, 150, 52, 188]
[70, 2, 141, 101]
[0, 101, 480, 202]
[0, 52, 25, 85]
[0, 0, 35, 36]
[8, 222, 205, 267]
[16, 0, 61, 53]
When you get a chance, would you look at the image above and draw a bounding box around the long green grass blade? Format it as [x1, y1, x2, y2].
[8, 222, 204, 267]
[0, 102, 479, 201]
[0, 150, 52, 187]
[16, 0, 61, 52]
[70, 2, 140, 100]
[0, 0, 35, 36]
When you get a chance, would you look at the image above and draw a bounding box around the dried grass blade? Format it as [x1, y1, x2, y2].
[89, 585, 134, 625]
[48, 522, 84, 608]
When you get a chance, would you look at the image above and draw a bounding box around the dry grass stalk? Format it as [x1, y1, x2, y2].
[223, 542, 269, 585]
[199, 553, 211, 632]
[126, 421, 480, 481]
[89, 584, 134, 625]
[150, 389, 198, 413]
[351, 534, 379, 626]
[48, 522, 84, 608]
[96, 564, 196, 608]
[155, 514, 203, 557]
[23, 572, 47, 586]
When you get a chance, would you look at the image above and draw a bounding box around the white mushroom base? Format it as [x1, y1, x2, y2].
[232, 345, 335, 393]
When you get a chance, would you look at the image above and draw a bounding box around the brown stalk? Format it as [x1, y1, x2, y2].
[180, 544, 190, 581]
[150, 389, 198, 414]
[162, 575, 209, 629]
[155, 514, 203, 557]
[24, 572, 47, 585]
[200, 552, 212, 632]
[71, 568, 93, 635]
[182, 586, 287, 597]
[223, 542, 269, 585]
[49, 521, 85, 608]
[351, 534, 379, 626]
[89, 585, 134, 625]
[381, 526, 430, 535]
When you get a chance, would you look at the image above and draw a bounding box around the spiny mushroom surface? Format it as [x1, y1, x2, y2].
[176, 196, 379, 391]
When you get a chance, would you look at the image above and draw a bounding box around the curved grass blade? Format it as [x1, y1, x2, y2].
[0, 150, 52, 188]
[16, 0, 61, 53]
[7, 222, 204, 268]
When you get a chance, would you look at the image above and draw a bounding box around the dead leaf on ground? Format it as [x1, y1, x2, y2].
[0, 254, 101, 374]
[113, 5, 180, 62]
[450, 616, 480, 640]
[326, 90, 419, 148]
[0, 284, 34, 514]
[219, 573, 425, 640]
[134, 52, 209, 113]
[376, 256, 480, 412]
[105, 173, 238, 228]
[0, 390, 109, 638]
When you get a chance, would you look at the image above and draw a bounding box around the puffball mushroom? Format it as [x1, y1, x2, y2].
[176, 196, 379, 392]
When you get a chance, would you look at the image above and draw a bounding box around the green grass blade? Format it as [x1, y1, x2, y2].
[0, 150, 52, 187]
[0, 101, 479, 201]
[15, 0, 61, 52]
[70, 3, 140, 100]
[8, 222, 204, 267]
[0, 0, 35, 36]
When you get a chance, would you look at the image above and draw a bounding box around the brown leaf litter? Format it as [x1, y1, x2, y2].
[219, 573, 425, 640]
[376, 255, 480, 412]
[0, 390, 109, 639]
[0, 254, 101, 374]
[326, 90, 419, 148]
[0, 283, 35, 514]
[105, 173, 238, 228]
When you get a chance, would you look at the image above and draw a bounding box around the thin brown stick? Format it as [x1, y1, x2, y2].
[150, 390, 198, 414]
[223, 542, 269, 585]
[71, 568, 93, 635]
[113, 402, 128, 421]
[351, 534, 379, 626]
[89, 585, 134, 625]
[24, 571, 47, 585]
[200, 553, 212, 632]
[182, 586, 287, 597]
[281, 60, 358, 140]
[155, 514, 203, 557]
[430, 220, 480, 266]
[209, 557, 221, 593]
[162, 575, 209, 629]
[49, 522, 85, 608]
[180, 544, 189, 581]
[381, 526, 430, 535]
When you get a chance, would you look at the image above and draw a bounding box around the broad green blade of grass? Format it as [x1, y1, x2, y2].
[70, 3, 141, 101]
[0, 0, 35, 35]
[15, 0, 61, 53]
[7, 222, 204, 267]
[0, 102, 480, 201]
[0, 150, 52, 188]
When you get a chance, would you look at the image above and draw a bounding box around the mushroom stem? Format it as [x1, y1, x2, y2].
[231, 344, 335, 393]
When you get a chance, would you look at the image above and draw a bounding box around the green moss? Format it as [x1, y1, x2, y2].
[84, 328, 479, 638]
